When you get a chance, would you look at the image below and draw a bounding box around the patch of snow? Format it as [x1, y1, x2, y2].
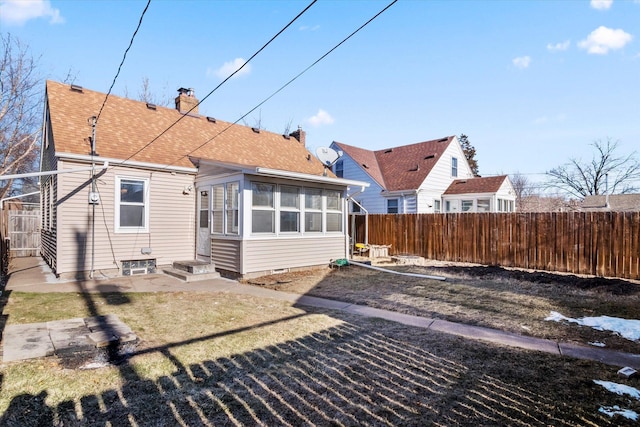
[545, 311, 640, 342]
[79, 361, 109, 370]
[599, 405, 639, 421]
[521, 325, 531, 331]
[593, 380, 640, 400]
[589, 341, 606, 347]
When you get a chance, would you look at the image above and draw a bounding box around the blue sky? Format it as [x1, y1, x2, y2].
[2, 0, 638, 189]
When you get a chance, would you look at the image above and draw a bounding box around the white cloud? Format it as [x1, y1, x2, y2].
[208, 58, 251, 80]
[547, 40, 571, 52]
[306, 109, 334, 127]
[299, 24, 320, 31]
[512, 56, 531, 69]
[590, 0, 613, 10]
[578, 26, 633, 54]
[533, 113, 566, 125]
[0, 0, 64, 25]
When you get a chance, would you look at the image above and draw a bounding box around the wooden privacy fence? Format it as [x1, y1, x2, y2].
[0, 209, 41, 259]
[354, 212, 640, 280]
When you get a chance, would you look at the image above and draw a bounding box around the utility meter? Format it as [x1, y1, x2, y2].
[89, 192, 100, 204]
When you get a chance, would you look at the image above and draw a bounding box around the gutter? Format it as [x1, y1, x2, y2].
[254, 167, 370, 188]
[56, 152, 198, 174]
[0, 162, 110, 181]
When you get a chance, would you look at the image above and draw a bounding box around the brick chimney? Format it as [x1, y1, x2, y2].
[175, 87, 198, 114]
[289, 127, 306, 146]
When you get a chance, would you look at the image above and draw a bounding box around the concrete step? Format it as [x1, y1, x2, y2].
[162, 267, 221, 282]
[172, 260, 217, 275]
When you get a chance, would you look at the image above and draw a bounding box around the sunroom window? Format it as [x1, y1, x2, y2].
[280, 185, 300, 233]
[326, 190, 342, 232]
[252, 183, 275, 233]
[304, 188, 323, 232]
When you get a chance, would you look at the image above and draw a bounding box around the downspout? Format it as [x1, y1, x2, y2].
[1, 191, 41, 209]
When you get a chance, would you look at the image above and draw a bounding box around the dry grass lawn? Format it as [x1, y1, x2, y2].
[0, 263, 639, 426]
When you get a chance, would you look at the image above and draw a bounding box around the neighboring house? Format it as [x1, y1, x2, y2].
[40, 81, 367, 279]
[580, 194, 640, 212]
[331, 137, 515, 214]
[442, 175, 515, 213]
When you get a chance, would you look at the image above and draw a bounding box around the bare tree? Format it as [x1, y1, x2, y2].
[136, 76, 171, 106]
[0, 34, 42, 200]
[510, 172, 533, 201]
[546, 138, 640, 198]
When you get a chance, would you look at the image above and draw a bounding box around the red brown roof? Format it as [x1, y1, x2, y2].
[443, 175, 508, 195]
[46, 80, 328, 175]
[334, 136, 454, 191]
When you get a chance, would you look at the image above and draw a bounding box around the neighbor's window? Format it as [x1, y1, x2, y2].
[477, 199, 490, 212]
[115, 176, 149, 233]
[326, 190, 343, 232]
[451, 157, 458, 177]
[461, 200, 473, 212]
[252, 182, 275, 233]
[387, 198, 399, 214]
[304, 188, 323, 232]
[433, 199, 441, 213]
[280, 185, 300, 233]
[334, 160, 344, 178]
[352, 200, 361, 213]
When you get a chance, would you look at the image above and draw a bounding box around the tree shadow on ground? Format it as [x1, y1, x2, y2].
[0, 308, 623, 426]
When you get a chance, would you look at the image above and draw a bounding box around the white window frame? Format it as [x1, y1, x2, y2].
[279, 185, 301, 233]
[304, 187, 323, 233]
[251, 182, 276, 234]
[452, 157, 458, 177]
[225, 182, 240, 235]
[433, 199, 441, 213]
[461, 200, 473, 212]
[477, 199, 490, 212]
[325, 190, 343, 233]
[115, 176, 149, 233]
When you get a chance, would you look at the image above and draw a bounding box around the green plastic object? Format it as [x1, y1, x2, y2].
[333, 258, 349, 267]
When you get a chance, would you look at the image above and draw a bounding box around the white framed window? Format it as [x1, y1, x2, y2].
[115, 176, 149, 233]
[280, 185, 300, 233]
[252, 182, 275, 233]
[433, 199, 441, 213]
[461, 200, 473, 212]
[387, 198, 399, 214]
[304, 188, 323, 232]
[452, 157, 458, 177]
[352, 200, 361, 213]
[226, 182, 240, 235]
[326, 190, 343, 232]
[477, 199, 490, 212]
[211, 186, 223, 233]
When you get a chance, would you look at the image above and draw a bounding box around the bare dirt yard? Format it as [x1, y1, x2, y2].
[244, 259, 640, 354]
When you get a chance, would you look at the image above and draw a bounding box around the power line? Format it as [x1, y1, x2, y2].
[166, 0, 398, 169]
[118, 0, 318, 166]
[95, 0, 151, 124]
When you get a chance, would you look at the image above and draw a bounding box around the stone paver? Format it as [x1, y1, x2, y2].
[3, 323, 54, 362]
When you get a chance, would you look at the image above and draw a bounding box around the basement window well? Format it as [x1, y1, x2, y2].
[122, 259, 156, 276]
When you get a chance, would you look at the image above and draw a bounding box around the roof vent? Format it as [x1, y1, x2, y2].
[146, 103, 157, 110]
[424, 154, 435, 160]
[362, 163, 369, 169]
[70, 84, 83, 93]
[409, 164, 420, 172]
[206, 116, 216, 123]
[457, 180, 467, 184]
[438, 137, 448, 142]
[252, 127, 260, 134]
[283, 134, 291, 139]
[384, 149, 393, 153]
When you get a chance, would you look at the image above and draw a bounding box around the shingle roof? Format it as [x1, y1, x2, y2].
[46, 80, 328, 175]
[334, 136, 454, 191]
[581, 194, 640, 211]
[443, 175, 508, 195]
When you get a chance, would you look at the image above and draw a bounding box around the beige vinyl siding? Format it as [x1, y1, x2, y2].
[40, 119, 58, 270]
[242, 236, 345, 274]
[211, 238, 241, 272]
[56, 161, 196, 276]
